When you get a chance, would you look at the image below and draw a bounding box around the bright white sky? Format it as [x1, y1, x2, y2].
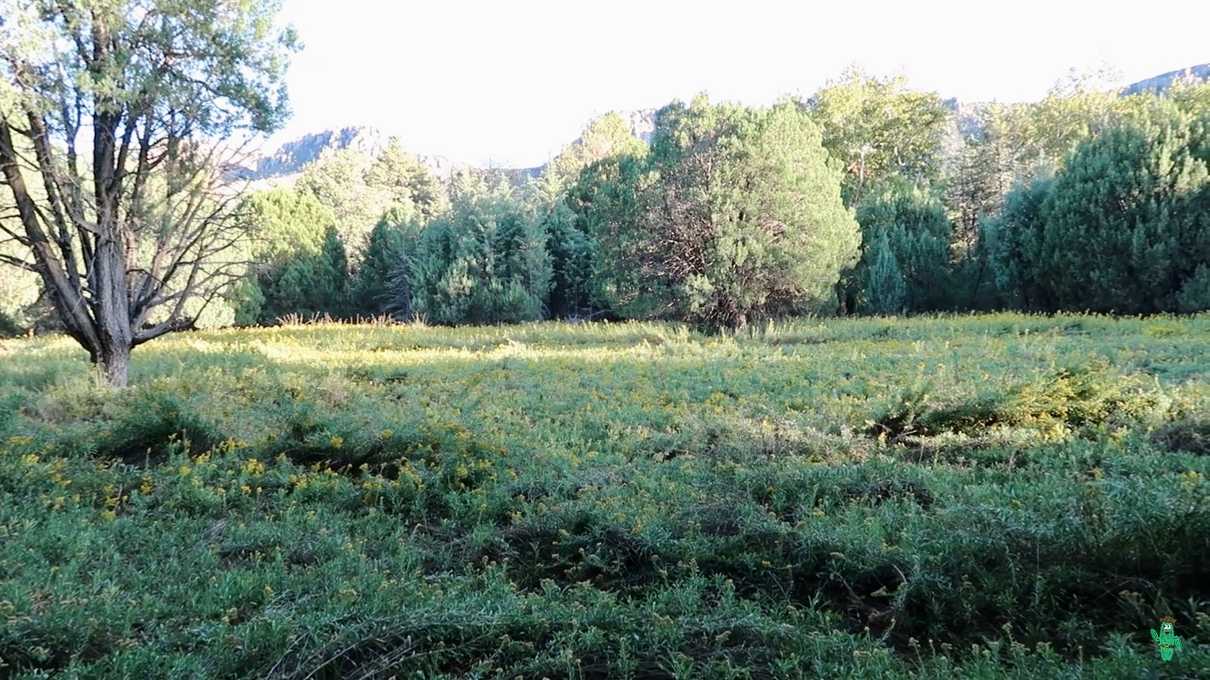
[271, 0, 1210, 168]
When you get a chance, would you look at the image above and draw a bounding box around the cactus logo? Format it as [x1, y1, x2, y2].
[1150, 617, 1183, 662]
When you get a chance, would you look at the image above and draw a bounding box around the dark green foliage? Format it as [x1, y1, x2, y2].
[857, 232, 907, 314]
[850, 183, 953, 313]
[1042, 109, 1209, 312]
[1177, 263, 1210, 313]
[989, 104, 1210, 313]
[408, 173, 552, 324]
[584, 97, 860, 329]
[0, 393, 22, 437]
[541, 198, 593, 319]
[351, 211, 420, 318]
[527, 172, 596, 319]
[983, 178, 1054, 309]
[231, 189, 353, 323]
[566, 151, 651, 317]
[92, 392, 220, 464]
[1152, 417, 1210, 455]
[254, 227, 351, 322]
[0, 309, 22, 338]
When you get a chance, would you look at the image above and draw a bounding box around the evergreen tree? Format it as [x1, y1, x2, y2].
[1037, 103, 1209, 313]
[983, 178, 1053, 310]
[297, 138, 445, 252]
[366, 139, 448, 220]
[231, 188, 343, 323]
[587, 97, 860, 329]
[256, 226, 350, 322]
[860, 232, 908, 315]
[805, 68, 952, 204]
[526, 171, 595, 318]
[1177, 264, 1210, 313]
[351, 209, 421, 318]
[548, 113, 647, 187]
[566, 150, 651, 318]
[851, 182, 953, 313]
[408, 173, 552, 324]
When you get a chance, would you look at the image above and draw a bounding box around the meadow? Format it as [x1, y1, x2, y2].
[0, 314, 1208, 678]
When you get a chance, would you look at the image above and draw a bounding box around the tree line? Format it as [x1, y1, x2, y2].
[226, 72, 1210, 330]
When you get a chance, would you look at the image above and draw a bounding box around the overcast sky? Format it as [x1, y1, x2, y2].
[270, 0, 1210, 168]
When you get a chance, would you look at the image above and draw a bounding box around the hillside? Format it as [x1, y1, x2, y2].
[230, 126, 470, 186]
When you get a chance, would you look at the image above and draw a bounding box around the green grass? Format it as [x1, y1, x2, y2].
[1, 313, 1208, 678]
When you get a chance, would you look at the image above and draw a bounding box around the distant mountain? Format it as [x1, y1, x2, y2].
[237, 66, 1210, 190]
[250, 126, 388, 180]
[237, 109, 658, 189]
[231, 126, 470, 185]
[1122, 63, 1210, 96]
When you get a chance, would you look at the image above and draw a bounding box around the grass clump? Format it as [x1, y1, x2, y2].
[90, 391, 222, 464]
[871, 362, 1169, 443]
[1152, 418, 1210, 455]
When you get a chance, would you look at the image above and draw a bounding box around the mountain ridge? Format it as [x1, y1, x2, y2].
[239, 65, 1207, 187]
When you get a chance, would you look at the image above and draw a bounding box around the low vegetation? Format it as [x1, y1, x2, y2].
[1, 314, 1207, 677]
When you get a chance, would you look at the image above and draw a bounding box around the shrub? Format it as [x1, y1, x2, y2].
[871, 363, 1166, 440]
[0, 309, 23, 337]
[1177, 263, 1210, 313]
[1152, 418, 1210, 455]
[91, 392, 220, 463]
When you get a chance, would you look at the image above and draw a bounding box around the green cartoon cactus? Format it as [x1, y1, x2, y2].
[1150, 618, 1183, 662]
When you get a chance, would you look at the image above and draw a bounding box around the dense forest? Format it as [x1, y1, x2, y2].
[4, 69, 1209, 339]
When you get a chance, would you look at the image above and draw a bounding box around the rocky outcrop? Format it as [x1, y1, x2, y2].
[242, 127, 388, 180]
[1122, 64, 1210, 96]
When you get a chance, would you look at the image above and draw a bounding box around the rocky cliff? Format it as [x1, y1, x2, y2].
[1122, 63, 1210, 96]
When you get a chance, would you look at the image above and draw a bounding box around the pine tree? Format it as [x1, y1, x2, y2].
[351, 210, 420, 318]
[984, 179, 1054, 310]
[859, 232, 908, 315]
[407, 172, 553, 324]
[851, 182, 953, 313]
[1037, 102, 1209, 312]
[585, 97, 860, 329]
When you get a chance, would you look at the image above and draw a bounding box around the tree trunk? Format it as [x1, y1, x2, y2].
[97, 343, 131, 388]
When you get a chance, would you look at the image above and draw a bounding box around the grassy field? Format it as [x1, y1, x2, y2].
[1, 314, 1208, 678]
